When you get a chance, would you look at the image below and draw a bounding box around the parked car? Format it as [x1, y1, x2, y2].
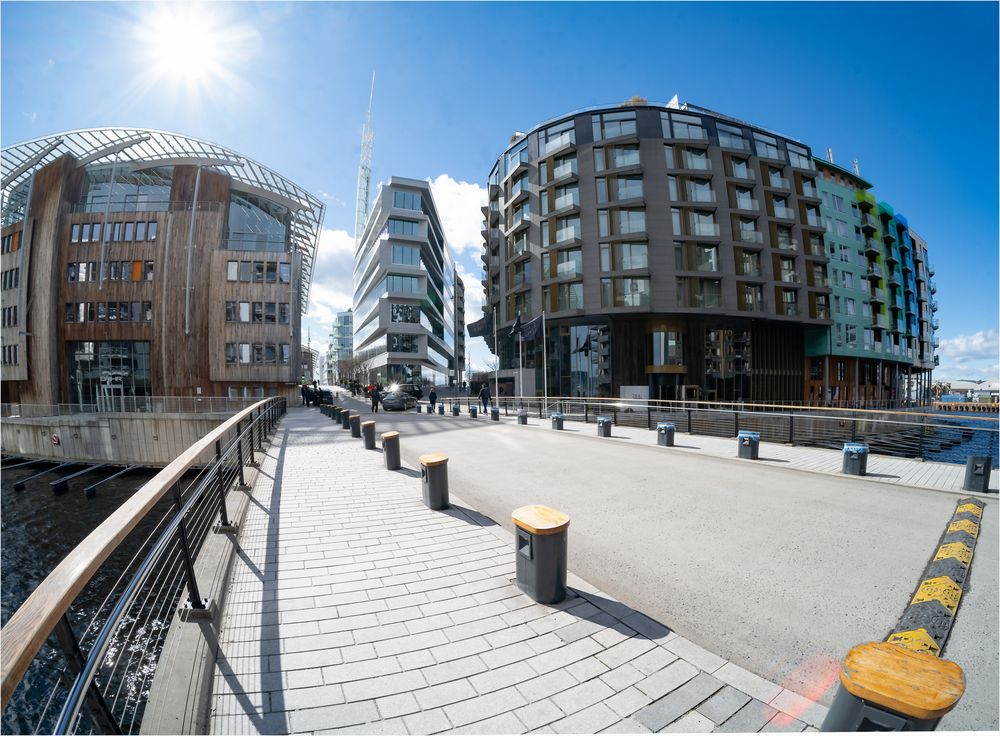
[381, 391, 417, 411]
[314, 386, 334, 405]
[393, 382, 423, 399]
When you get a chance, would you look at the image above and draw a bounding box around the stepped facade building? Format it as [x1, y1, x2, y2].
[478, 101, 938, 406]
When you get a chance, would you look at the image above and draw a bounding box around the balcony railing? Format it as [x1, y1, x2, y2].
[686, 188, 717, 203]
[805, 213, 822, 227]
[800, 183, 819, 198]
[768, 177, 791, 189]
[866, 264, 883, 280]
[776, 239, 799, 251]
[737, 230, 764, 244]
[684, 156, 712, 171]
[773, 205, 794, 219]
[734, 197, 759, 211]
[870, 288, 886, 303]
[780, 272, 800, 283]
[813, 306, 830, 320]
[689, 223, 720, 237]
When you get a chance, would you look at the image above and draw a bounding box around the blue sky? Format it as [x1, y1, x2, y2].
[2, 1, 997, 381]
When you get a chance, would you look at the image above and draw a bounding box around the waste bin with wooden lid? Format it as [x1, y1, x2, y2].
[419, 453, 449, 510]
[350, 413, 362, 438]
[382, 431, 401, 470]
[512, 505, 569, 604]
[361, 420, 376, 449]
[821, 642, 965, 731]
[341, 408, 351, 429]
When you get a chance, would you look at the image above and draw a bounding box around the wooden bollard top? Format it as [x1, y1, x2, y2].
[419, 453, 448, 467]
[361, 420, 375, 428]
[512, 505, 570, 536]
[839, 642, 965, 720]
[382, 431, 400, 440]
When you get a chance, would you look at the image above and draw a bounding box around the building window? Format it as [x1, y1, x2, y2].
[650, 331, 684, 366]
[266, 261, 277, 283]
[739, 249, 761, 276]
[391, 303, 420, 323]
[787, 143, 813, 170]
[392, 191, 422, 211]
[684, 149, 711, 171]
[280, 343, 290, 364]
[239, 261, 252, 282]
[754, 133, 782, 160]
[537, 118, 576, 156]
[730, 157, 753, 180]
[592, 111, 636, 140]
[782, 290, 799, 316]
[740, 283, 764, 312]
[279, 303, 290, 324]
[556, 281, 583, 311]
[279, 262, 291, 283]
[669, 113, 706, 140]
[553, 183, 579, 210]
[227, 261, 238, 281]
[610, 144, 640, 169]
[615, 176, 643, 201]
[71, 224, 81, 243]
[600, 242, 648, 272]
[386, 274, 420, 293]
[617, 209, 646, 234]
[601, 277, 650, 307]
[554, 215, 580, 243]
[392, 244, 421, 266]
[689, 210, 718, 237]
[225, 343, 237, 364]
[694, 279, 722, 308]
[717, 123, 748, 150]
[387, 218, 419, 236]
[694, 244, 718, 272]
[664, 145, 675, 169]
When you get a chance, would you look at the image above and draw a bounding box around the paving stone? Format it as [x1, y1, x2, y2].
[663, 711, 717, 733]
[322, 657, 401, 684]
[288, 699, 380, 733]
[414, 679, 478, 710]
[769, 688, 830, 728]
[514, 668, 578, 701]
[317, 716, 409, 734]
[375, 629, 450, 657]
[554, 612, 618, 643]
[514, 698, 566, 730]
[376, 692, 421, 719]
[600, 717, 651, 733]
[403, 707, 452, 735]
[634, 659, 699, 700]
[591, 622, 637, 648]
[761, 712, 808, 732]
[596, 635, 657, 670]
[550, 703, 620, 734]
[421, 655, 489, 686]
[696, 685, 752, 725]
[600, 662, 645, 692]
[633, 672, 724, 732]
[605, 685, 653, 718]
[631, 645, 679, 675]
[428, 635, 492, 664]
[714, 662, 784, 705]
[443, 685, 528, 728]
[621, 612, 674, 642]
[715, 700, 779, 733]
[469, 661, 536, 695]
[552, 678, 617, 716]
[524, 636, 604, 675]
[663, 635, 728, 673]
[564, 656, 609, 683]
[449, 711, 527, 734]
[398, 649, 437, 671]
[342, 670, 428, 702]
[269, 682, 345, 712]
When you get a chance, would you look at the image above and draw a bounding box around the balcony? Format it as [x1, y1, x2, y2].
[772, 205, 795, 219]
[901, 258, 913, 273]
[781, 303, 801, 316]
[811, 275, 828, 288]
[813, 306, 830, 320]
[883, 228, 897, 244]
[887, 272, 901, 287]
[737, 230, 764, 244]
[873, 314, 888, 329]
[857, 191, 876, 211]
[931, 318, 940, 330]
[866, 264, 883, 280]
[934, 355, 940, 366]
[930, 299, 938, 312]
[800, 182, 819, 199]
[928, 262, 936, 276]
[733, 197, 758, 211]
[780, 271, 800, 283]
[890, 298, 904, 313]
[512, 272, 532, 289]
[683, 155, 712, 171]
[870, 288, 886, 304]
[767, 176, 791, 190]
[861, 214, 877, 233]
[864, 239, 881, 257]
[933, 339, 940, 349]
[885, 249, 899, 265]
[556, 261, 582, 279]
[685, 188, 717, 203]
[776, 238, 799, 252]
[804, 212, 822, 227]
[689, 223, 720, 237]
[930, 282, 937, 294]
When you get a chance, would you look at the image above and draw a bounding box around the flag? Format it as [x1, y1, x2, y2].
[509, 313, 522, 338]
[520, 314, 543, 342]
[467, 315, 492, 338]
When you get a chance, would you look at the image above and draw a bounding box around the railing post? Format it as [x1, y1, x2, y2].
[172, 484, 209, 616]
[647, 405, 651, 430]
[687, 408, 693, 434]
[256, 408, 264, 452]
[788, 414, 794, 445]
[734, 411, 740, 437]
[585, 403, 588, 423]
[917, 417, 925, 460]
[53, 615, 122, 735]
[852, 419, 858, 443]
[236, 419, 249, 486]
[213, 439, 236, 533]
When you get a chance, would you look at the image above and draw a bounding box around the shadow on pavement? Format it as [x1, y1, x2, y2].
[865, 472, 901, 479]
[758, 457, 791, 463]
[441, 503, 499, 528]
[395, 467, 421, 479]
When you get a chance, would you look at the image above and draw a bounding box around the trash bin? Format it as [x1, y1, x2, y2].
[419, 453, 449, 510]
[737, 430, 759, 460]
[491, 406, 500, 421]
[551, 412, 564, 430]
[382, 431, 400, 470]
[470, 406, 478, 418]
[657, 422, 676, 447]
[361, 420, 376, 450]
[820, 642, 964, 731]
[963, 456, 992, 492]
[517, 410, 528, 425]
[597, 416, 612, 437]
[341, 409, 351, 429]
[438, 403, 445, 415]
[512, 505, 569, 605]
[415, 403, 422, 413]
[452, 404, 460, 417]
[842, 443, 869, 476]
[350, 414, 362, 438]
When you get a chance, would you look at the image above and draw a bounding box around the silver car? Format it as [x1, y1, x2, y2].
[380, 391, 416, 411]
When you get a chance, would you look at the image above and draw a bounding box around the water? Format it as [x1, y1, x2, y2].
[928, 411, 999, 468]
[1, 462, 164, 735]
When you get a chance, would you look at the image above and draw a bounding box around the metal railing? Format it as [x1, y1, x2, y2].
[449, 395, 997, 465]
[1, 396, 264, 418]
[0, 397, 286, 734]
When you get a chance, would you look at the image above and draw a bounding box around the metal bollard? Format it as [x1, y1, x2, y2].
[350, 413, 361, 438]
[656, 422, 675, 446]
[332, 406, 341, 421]
[551, 412, 564, 430]
[341, 409, 351, 429]
[962, 456, 992, 493]
[491, 406, 500, 421]
[518, 410, 528, 425]
[382, 431, 401, 470]
[842, 443, 869, 476]
[470, 405, 478, 418]
[438, 403, 445, 415]
[362, 420, 376, 449]
[597, 416, 612, 437]
[452, 404, 460, 417]
[820, 642, 964, 731]
[512, 505, 569, 604]
[737, 430, 760, 459]
[419, 453, 449, 510]
[416, 404, 422, 413]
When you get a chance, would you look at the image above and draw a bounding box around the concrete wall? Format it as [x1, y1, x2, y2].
[1, 413, 235, 466]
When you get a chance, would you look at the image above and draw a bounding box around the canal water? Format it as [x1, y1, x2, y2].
[928, 411, 1000, 468]
[1, 463, 166, 734]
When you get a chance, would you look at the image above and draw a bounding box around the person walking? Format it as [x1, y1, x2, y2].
[300, 383, 308, 406]
[479, 384, 491, 413]
[428, 388, 437, 413]
[370, 385, 380, 413]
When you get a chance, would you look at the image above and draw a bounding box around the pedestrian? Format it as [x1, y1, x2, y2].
[428, 388, 437, 412]
[300, 383, 308, 406]
[370, 385, 380, 413]
[479, 384, 491, 413]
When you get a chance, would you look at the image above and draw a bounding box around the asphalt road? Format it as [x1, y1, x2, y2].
[325, 399, 999, 730]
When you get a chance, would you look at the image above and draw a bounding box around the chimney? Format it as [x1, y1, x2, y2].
[826, 147, 834, 163]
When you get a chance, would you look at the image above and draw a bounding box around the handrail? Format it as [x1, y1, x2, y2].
[0, 398, 271, 710]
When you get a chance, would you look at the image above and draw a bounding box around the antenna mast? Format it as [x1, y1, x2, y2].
[355, 72, 375, 247]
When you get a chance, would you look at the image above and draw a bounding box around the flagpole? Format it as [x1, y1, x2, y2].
[518, 330, 523, 409]
[493, 308, 498, 401]
[542, 310, 548, 414]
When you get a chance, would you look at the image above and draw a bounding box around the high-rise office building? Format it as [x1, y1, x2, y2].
[353, 177, 465, 389]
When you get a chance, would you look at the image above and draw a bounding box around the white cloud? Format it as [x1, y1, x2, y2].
[935, 329, 1000, 381]
[306, 227, 354, 321]
[428, 174, 487, 255]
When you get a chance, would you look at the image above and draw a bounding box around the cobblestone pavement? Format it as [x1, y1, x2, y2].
[210, 408, 827, 734]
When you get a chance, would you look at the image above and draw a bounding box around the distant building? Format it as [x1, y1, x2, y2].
[353, 177, 465, 389]
[0, 128, 324, 406]
[327, 308, 353, 382]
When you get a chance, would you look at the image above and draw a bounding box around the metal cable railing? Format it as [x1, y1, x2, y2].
[1, 397, 286, 734]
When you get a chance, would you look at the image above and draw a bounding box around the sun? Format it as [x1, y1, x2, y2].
[130, 3, 259, 98]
